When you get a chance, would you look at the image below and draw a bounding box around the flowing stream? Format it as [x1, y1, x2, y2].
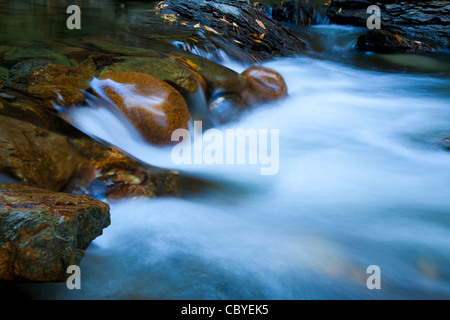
[1, 1, 449, 299]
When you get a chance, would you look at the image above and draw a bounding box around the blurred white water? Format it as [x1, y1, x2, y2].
[21, 56, 450, 300]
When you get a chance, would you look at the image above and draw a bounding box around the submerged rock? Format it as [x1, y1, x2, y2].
[100, 56, 203, 94]
[4, 60, 96, 108]
[272, 0, 316, 25]
[0, 183, 110, 282]
[97, 71, 191, 146]
[2, 47, 71, 66]
[87, 40, 161, 58]
[241, 66, 288, 105]
[208, 92, 244, 124]
[0, 66, 8, 85]
[46, 42, 91, 66]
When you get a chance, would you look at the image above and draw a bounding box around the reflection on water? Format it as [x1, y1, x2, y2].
[0, 0, 122, 43]
[0, 0, 449, 300]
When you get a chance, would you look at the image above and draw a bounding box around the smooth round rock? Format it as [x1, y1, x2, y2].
[241, 66, 288, 105]
[98, 71, 191, 145]
[208, 92, 243, 124]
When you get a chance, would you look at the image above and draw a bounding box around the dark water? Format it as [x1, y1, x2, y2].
[1, 0, 449, 300]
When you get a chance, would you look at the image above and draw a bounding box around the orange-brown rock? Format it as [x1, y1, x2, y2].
[0, 183, 110, 282]
[0, 99, 181, 200]
[64, 143, 180, 200]
[241, 66, 288, 105]
[28, 61, 95, 107]
[98, 71, 191, 145]
[0, 115, 86, 192]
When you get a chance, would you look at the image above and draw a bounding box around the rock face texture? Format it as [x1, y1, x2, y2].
[356, 29, 434, 53]
[0, 98, 181, 200]
[0, 115, 86, 192]
[100, 56, 204, 95]
[151, 0, 307, 61]
[272, 0, 316, 25]
[327, 0, 450, 50]
[0, 184, 110, 282]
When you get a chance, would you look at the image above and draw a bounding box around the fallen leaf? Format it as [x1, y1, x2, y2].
[220, 15, 230, 24]
[169, 55, 201, 71]
[393, 34, 402, 44]
[204, 26, 220, 34]
[252, 33, 265, 39]
[161, 14, 177, 23]
[255, 19, 266, 30]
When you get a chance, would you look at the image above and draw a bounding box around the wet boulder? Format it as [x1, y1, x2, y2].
[241, 66, 288, 105]
[97, 71, 191, 146]
[0, 183, 110, 282]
